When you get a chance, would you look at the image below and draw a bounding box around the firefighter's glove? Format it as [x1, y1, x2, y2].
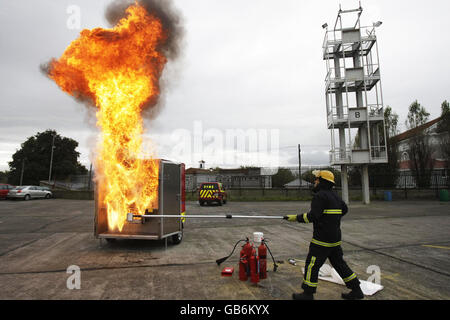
[283, 215, 298, 222]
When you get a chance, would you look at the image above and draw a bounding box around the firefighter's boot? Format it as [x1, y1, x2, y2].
[292, 292, 314, 300]
[341, 286, 364, 300]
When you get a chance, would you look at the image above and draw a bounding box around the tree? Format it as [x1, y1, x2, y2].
[408, 132, 433, 188]
[272, 168, 295, 188]
[372, 106, 400, 187]
[441, 100, 450, 114]
[405, 100, 430, 130]
[439, 135, 450, 171]
[0, 171, 9, 183]
[404, 101, 432, 188]
[437, 100, 450, 172]
[437, 100, 450, 134]
[7, 130, 87, 185]
[301, 170, 316, 185]
[348, 166, 361, 187]
[384, 106, 399, 137]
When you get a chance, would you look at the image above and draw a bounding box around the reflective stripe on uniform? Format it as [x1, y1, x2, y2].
[311, 238, 342, 247]
[304, 256, 317, 288]
[302, 279, 318, 287]
[343, 273, 357, 282]
[323, 209, 342, 214]
[306, 256, 316, 282]
[302, 213, 309, 223]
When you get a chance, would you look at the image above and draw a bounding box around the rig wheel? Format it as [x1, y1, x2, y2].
[172, 231, 183, 245]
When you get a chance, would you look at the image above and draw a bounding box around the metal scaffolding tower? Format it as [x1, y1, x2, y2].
[322, 3, 387, 204]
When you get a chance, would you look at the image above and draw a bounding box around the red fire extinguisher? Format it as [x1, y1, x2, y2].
[239, 240, 252, 281]
[258, 240, 267, 279]
[239, 250, 248, 281]
[243, 240, 253, 275]
[216, 236, 278, 284]
[249, 246, 260, 284]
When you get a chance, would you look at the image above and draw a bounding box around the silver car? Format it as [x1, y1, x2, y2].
[7, 186, 53, 200]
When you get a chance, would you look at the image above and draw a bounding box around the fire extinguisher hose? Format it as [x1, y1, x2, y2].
[216, 238, 249, 266]
[264, 241, 278, 272]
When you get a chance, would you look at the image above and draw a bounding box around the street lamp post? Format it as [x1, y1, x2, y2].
[48, 134, 56, 183]
[20, 158, 25, 186]
[298, 144, 302, 188]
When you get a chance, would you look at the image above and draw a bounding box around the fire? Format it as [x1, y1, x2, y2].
[48, 3, 168, 231]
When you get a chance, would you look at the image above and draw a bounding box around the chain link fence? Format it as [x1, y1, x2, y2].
[47, 167, 449, 202]
[42, 174, 94, 191]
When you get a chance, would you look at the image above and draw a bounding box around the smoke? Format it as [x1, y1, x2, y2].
[41, 0, 184, 119]
[105, 0, 184, 61]
[130, 0, 185, 118]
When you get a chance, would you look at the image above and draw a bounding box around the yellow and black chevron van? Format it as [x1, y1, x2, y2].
[198, 182, 227, 206]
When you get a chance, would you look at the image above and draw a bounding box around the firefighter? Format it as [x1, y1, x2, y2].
[283, 170, 364, 300]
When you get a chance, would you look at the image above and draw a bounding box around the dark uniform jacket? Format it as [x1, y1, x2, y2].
[297, 188, 348, 246]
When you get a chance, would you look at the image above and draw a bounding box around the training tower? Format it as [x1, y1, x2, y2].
[322, 4, 387, 204]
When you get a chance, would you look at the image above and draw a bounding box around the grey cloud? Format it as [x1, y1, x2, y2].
[1, 0, 450, 171]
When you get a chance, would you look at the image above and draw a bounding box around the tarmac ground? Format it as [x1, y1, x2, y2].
[0, 199, 449, 300]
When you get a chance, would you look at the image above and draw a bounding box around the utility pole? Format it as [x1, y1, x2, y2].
[298, 144, 302, 188]
[20, 158, 25, 186]
[48, 134, 56, 183]
[87, 163, 92, 191]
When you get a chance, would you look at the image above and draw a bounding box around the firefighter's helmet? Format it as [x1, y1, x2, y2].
[312, 170, 335, 184]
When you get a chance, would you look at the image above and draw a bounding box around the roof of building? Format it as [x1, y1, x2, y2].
[185, 167, 262, 175]
[391, 116, 442, 143]
[219, 168, 259, 175]
[185, 168, 215, 175]
[283, 178, 313, 188]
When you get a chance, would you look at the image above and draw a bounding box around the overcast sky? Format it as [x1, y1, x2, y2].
[1, 0, 449, 172]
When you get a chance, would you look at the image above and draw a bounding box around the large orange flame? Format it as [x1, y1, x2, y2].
[48, 3, 167, 232]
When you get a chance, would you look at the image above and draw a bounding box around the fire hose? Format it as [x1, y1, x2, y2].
[127, 213, 282, 275]
[215, 238, 278, 272]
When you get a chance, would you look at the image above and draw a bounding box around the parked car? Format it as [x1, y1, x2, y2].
[0, 184, 15, 199]
[198, 182, 227, 206]
[7, 186, 53, 200]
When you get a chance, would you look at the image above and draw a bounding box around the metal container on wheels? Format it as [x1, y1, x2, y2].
[94, 159, 185, 244]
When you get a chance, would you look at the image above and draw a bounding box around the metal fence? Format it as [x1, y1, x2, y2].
[354, 170, 450, 190]
[56, 168, 449, 192]
[185, 166, 335, 192]
[43, 174, 94, 191]
[186, 167, 450, 192]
